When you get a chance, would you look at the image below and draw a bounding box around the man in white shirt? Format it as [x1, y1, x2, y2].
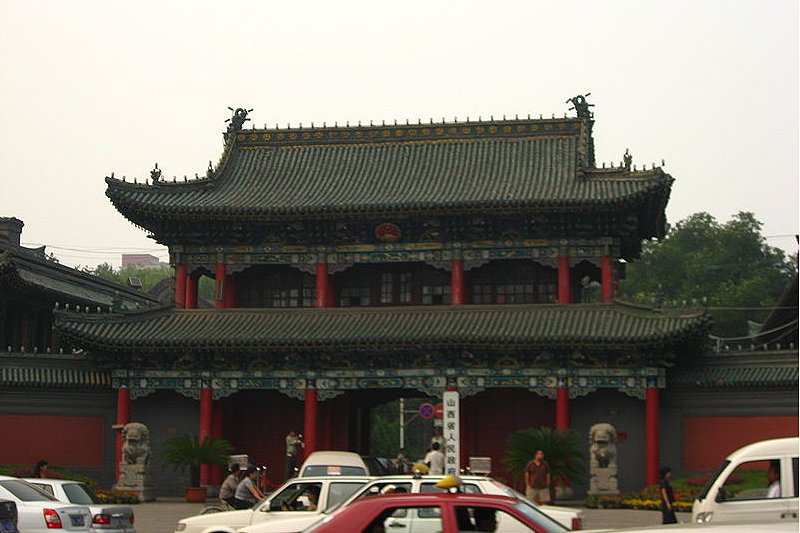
[424, 442, 445, 475]
[767, 461, 781, 498]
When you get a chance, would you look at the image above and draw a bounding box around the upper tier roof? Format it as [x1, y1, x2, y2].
[105, 115, 673, 228]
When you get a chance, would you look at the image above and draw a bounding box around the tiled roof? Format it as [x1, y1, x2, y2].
[105, 117, 673, 225]
[0, 354, 112, 388]
[55, 302, 709, 354]
[671, 351, 799, 389]
[0, 243, 158, 310]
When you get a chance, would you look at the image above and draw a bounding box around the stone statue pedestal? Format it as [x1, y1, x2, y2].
[588, 465, 619, 496]
[114, 463, 155, 502]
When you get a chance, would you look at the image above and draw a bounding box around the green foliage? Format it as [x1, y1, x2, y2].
[82, 262, 173, 293]
[371, 412, 401, 459]
[504, 427, 586, 488]
[621, 211, 796, 337]
[162, 434, 232, 487]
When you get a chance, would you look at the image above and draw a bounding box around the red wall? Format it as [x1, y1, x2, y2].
[462, 388, 554, 486]
[683, 415, 799, 471]
[0, 414, 105, 467]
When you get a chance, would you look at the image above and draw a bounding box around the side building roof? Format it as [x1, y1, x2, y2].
[0, 240, 158, 311]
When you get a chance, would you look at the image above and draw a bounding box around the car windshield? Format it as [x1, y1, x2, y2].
[0, 480, 57, 502]
[698, 460, 730, 500]
[302, 466, 366, 477]
[513, 500, 569, 533]
[63, 483, 99, 505]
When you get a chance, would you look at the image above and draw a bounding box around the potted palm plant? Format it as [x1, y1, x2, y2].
[504, 427, 586, 502]
[162, 434, 232, 502]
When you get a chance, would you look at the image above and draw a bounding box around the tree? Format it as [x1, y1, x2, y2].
[504, 427, 586, 490]
[82, 262, 173, 294]
[620, 212, 796, 337]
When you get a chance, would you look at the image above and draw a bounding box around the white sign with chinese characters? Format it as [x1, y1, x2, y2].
[442, 389, 460, 476]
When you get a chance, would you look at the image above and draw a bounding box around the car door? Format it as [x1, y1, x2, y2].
[781, 456, 799, 520]
[255, 481, 323, 526]
[712, 458, 789, 522]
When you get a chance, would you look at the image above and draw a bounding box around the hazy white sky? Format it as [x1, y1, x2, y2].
[1, 0, 797, 267]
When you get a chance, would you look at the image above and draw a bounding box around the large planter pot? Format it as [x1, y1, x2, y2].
[185, 486, 207, 503]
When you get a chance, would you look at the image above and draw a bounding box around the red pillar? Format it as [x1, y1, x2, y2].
[555, 386, 570, 430]
[210, 403, 224, 485]
[558, 255, 571, 304]
[115, 388, 131, 482]
[601, 256, 614, 302]
[223, 275, 237, 308]
[304, 388, 318, 456]
[215, 264, 226, 308]
[451, 259, 464, 305]
[316, 262, 329, 308]
[185, 274, 198, 309]
[645, 387, 660, 486]
[175, 264, 187, 308]
[199, 388, 213, 486]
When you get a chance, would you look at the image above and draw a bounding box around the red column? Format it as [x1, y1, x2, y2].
[601, 256, 614, 302]
[199, 388, 213, 486]
[451, 259, 464, 305]
[304, 388, 318, 456]
[210, 403, 224, 485]
[558, 256, 571, 304]
[645, 387, 660, 486]
[215, 264, 226, 308]
[555, 386, 570, 430]
[185, 274, 198, 309]
[115, 388, 131, 482]
[316, 262, 329, 308]
[225, 275, 237, 308]
[175, 264, 187, 308]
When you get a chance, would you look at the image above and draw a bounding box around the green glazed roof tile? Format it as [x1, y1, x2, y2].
[55, 302, 709, 353]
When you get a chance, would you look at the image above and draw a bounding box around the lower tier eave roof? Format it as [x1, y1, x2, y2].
[55, 302, 710, 355]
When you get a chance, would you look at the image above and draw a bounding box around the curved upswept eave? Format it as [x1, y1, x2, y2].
[55, 302, 711, 354]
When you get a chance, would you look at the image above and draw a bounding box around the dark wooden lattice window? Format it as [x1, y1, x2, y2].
[339, 287, 370, 307]
[237, 267, 315, 308]
[469, 260, 556, 304]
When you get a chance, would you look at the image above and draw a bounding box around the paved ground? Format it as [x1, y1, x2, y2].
[133, 497, 688, 533]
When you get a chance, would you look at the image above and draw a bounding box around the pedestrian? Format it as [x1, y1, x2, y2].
[394, 448, 410, 474]
[524, 450, 551, 504]
[233, 467, 264, 509]
[219, 463, 242, 507]
[659, 466, 678, 524]
[285, 429, 304, 480]
[424, 442, 445, 475]
[33, 460, 49, 478]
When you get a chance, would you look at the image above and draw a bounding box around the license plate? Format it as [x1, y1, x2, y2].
[70, 515, 85, 527]
[0, 519, 14, 533]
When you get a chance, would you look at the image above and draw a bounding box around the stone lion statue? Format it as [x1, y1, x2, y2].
[121, 422, 151, 466]
[589, 422, 617, 469]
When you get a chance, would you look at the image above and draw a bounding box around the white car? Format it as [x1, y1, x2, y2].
[23, 479, 135, 533]
[174, 476, 372, 533]
[238, 474, 584, 533]
[0, 476, 91, 533]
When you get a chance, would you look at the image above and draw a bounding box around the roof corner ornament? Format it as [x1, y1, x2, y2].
[623, 149, 632, 171]
[224, 107, 253, 145]
[150, 163, 162, 183]
[566, 93, 594, 119]
[207, 160, 214, 178]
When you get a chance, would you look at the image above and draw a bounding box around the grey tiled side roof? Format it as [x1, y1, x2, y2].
[55, 302, 710, 353]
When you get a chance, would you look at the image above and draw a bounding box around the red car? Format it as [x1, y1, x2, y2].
[302, 492, 569, 533]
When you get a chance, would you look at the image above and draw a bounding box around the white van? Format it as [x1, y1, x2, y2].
[692, 437, 798, 523]
[298, 451, 370, 477]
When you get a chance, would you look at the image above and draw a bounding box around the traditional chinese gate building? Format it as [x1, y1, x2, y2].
[53, 101, 718, 495]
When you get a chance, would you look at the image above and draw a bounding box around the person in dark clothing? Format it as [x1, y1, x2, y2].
[34, 460, 49, 478]
[660, 466, 677, 524]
